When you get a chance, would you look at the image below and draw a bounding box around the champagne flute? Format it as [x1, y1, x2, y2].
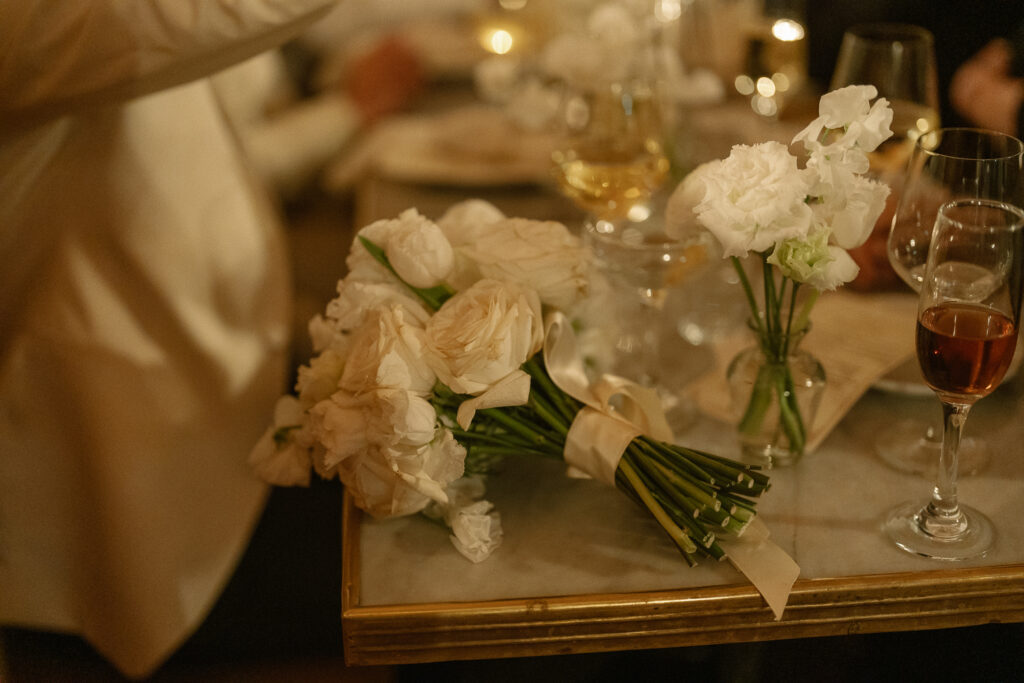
[878, 128, 1024, 476]
[883, 198, 1024, 560]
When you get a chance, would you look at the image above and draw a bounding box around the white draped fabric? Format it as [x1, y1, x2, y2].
[0, 0, 336, 677]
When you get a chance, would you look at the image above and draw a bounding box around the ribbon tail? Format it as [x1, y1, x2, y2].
[720, 518, 800, 620]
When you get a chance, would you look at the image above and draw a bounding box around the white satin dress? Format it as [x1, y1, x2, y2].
[0, 0, 337, 676]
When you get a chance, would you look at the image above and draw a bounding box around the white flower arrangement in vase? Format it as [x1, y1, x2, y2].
[667, 85, 894, 464]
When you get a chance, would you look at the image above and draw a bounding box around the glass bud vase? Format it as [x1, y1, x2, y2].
[725, 326, 826, 467]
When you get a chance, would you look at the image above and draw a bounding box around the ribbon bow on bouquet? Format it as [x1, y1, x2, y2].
[250, 203, 799, 618]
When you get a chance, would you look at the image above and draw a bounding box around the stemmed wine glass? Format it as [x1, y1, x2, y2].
[883, 198, 1024, 560]
[879, 128, 1024, 476]
[829, 23, 939, 177]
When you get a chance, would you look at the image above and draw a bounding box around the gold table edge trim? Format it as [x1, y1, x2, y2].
[340, 491, 1024, 666]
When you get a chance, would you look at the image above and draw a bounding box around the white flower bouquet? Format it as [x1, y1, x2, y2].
[250, 200, 771, 569]
[667, 85, 894, 458]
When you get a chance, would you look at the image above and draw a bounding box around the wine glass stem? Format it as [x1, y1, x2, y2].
[920, 400, 972, 538]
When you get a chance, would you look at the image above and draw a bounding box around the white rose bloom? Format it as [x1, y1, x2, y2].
[345, 208, 454, 289]
[340, 306, 435, 395]
[326, 279, 430, 332]
[436, 199, 506, 291]
[437, 199, 506, 246]
[296, 347, 347, 405]
[340, 429, 467, 518]
[461, 218, 589, 310]
[308, 391, 369, 467]
[345, 216, 403, 284]
[311, 388, 437, 470]
[385, 212, 455, 288]
[425, 278, 543, 396]
[768, 229, 859, 291]
[248, 395, 313, 487]
[695, 142, 814, 257]
[307, 313, 350, 355]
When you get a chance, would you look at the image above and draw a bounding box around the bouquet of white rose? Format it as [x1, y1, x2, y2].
[667, 85, 894, 459]
[249, 200, 771, 570]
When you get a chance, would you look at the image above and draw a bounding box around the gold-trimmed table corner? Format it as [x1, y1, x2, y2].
[340, 493, 1024, 666]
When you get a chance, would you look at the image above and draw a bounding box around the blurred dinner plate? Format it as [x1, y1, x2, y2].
[325, 105, 557, 190]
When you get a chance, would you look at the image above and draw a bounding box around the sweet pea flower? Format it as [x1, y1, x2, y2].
[794, 84, 893, 157]
[460, 218, 589, 310]
[424, 278, 543, 396]
[693, 141, 814, 257]
[813, 173, 891, 250]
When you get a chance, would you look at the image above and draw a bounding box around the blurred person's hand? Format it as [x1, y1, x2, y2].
[345, 35, 424, 124]
[950, 38, 1024, 136]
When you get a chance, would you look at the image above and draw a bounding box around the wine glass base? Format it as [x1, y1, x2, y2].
[883, 500, 994, 560]
[874, 418, 989, 478]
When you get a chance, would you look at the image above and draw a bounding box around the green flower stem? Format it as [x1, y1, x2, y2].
[731, 256, 764, 341]
[524, 357, 580, 424]
[737, 361, 776, 437]
[698, 504, 733, 528]
[477, 406, 560, 452]
[630, 453, 704, 521]
[619, 457, 705, 555]
[775, 370, 806, 454]
[527, 390, 571, 438]
[635, 438, 718, 488]
[792, 288, 818, 335]
[647, 457, 721, 511]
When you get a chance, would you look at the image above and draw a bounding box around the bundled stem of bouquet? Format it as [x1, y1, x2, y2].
[362, 236, 770, 565]
[730, 253, 818, 456]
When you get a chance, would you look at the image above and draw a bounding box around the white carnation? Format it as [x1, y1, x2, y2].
[694, 142, 814, 257]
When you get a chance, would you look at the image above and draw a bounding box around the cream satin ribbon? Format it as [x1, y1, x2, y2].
[542, 312, 673, 484]
[450, 312, 798, 619]
[542, 311, 799, 620]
